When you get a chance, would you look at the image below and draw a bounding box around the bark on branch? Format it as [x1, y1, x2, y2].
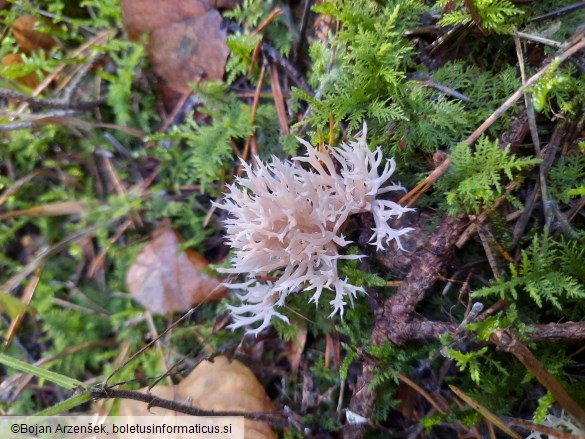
[343, 213, 585, 439]
[91, 386, 291, 429]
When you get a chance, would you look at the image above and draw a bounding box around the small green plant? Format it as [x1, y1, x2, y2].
[1, 0, 584, 436]
[101, 40, 146, 128]
[294, 0, 426, 132]
[0, 352, 83, 390]
[473, 233, 585, 314]
[224, 0, 292, 83]
[439, 136, 540, 215]
[147, 84, 253, 191]
[446, 347, 488, 384]
[436, 0, 524, 33]
[549, 153, 585, 204]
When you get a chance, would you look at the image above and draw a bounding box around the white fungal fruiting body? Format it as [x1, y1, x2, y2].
[217, 124, 413, 335]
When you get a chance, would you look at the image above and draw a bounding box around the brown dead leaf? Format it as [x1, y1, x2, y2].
[120, 0, 229, 101]
[179, 357, 276, 438]
[12, 16, 60, 54]
[119, 356, 276, 439]
[126, 225, 226, 314]
[211, 312, 232, 333]
[397, 381, 417, 420]
[121, 0, 211, 39]
[148, 11, 229, 94]
[2, 54, 41, 89]
[282, 325, 307, 374]
[3, 267, 42, 348]
[324, 332, 341, 369]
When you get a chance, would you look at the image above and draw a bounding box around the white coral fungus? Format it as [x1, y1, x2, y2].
[217, 123, 413, 334]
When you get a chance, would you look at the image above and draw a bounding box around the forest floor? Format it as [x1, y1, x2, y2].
[1, 1, 585, 438]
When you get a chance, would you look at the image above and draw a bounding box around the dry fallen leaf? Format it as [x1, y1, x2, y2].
[179, 357, 277, 438]
[126, 225, 226, 314]
[12, 16, 60, 54]
[120, 0, 229, 99]
[121, 0, 211, 39]
[148, 11, 228, 93]
[118, 356, 276, 439]
[281, 325, 307, 375]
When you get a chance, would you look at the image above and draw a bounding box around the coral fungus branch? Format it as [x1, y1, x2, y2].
[217, 124, 413, 334]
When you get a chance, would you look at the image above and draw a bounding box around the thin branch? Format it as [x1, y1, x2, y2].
[492, 328, 585, 428]
[415, 79, 472, 102]
[514, 30, 553, 228]
[295, 0, 313, 63]
[503, 416, 585, 439]
[363, 320, 585, 344]
[515, 31, 562, 48]
[531, 2, 585, 22]
[60, 56, 102, 102]
[12, 29, 115, 117]
[91, 386, 291, 429]
[399, 35, 585, 206]
[0, 110, 82, 131]
[261, 44, 311, 94]
[104, 309, 195, 386]
[0, 88, 105, 110]
[466, 37, 584, 146]
[527, 322, 585, 342]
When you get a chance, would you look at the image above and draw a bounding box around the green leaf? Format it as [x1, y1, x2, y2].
[0, 353, 84, 390]
[35, 390, 92, 416]
[0, 292, 36, 319]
